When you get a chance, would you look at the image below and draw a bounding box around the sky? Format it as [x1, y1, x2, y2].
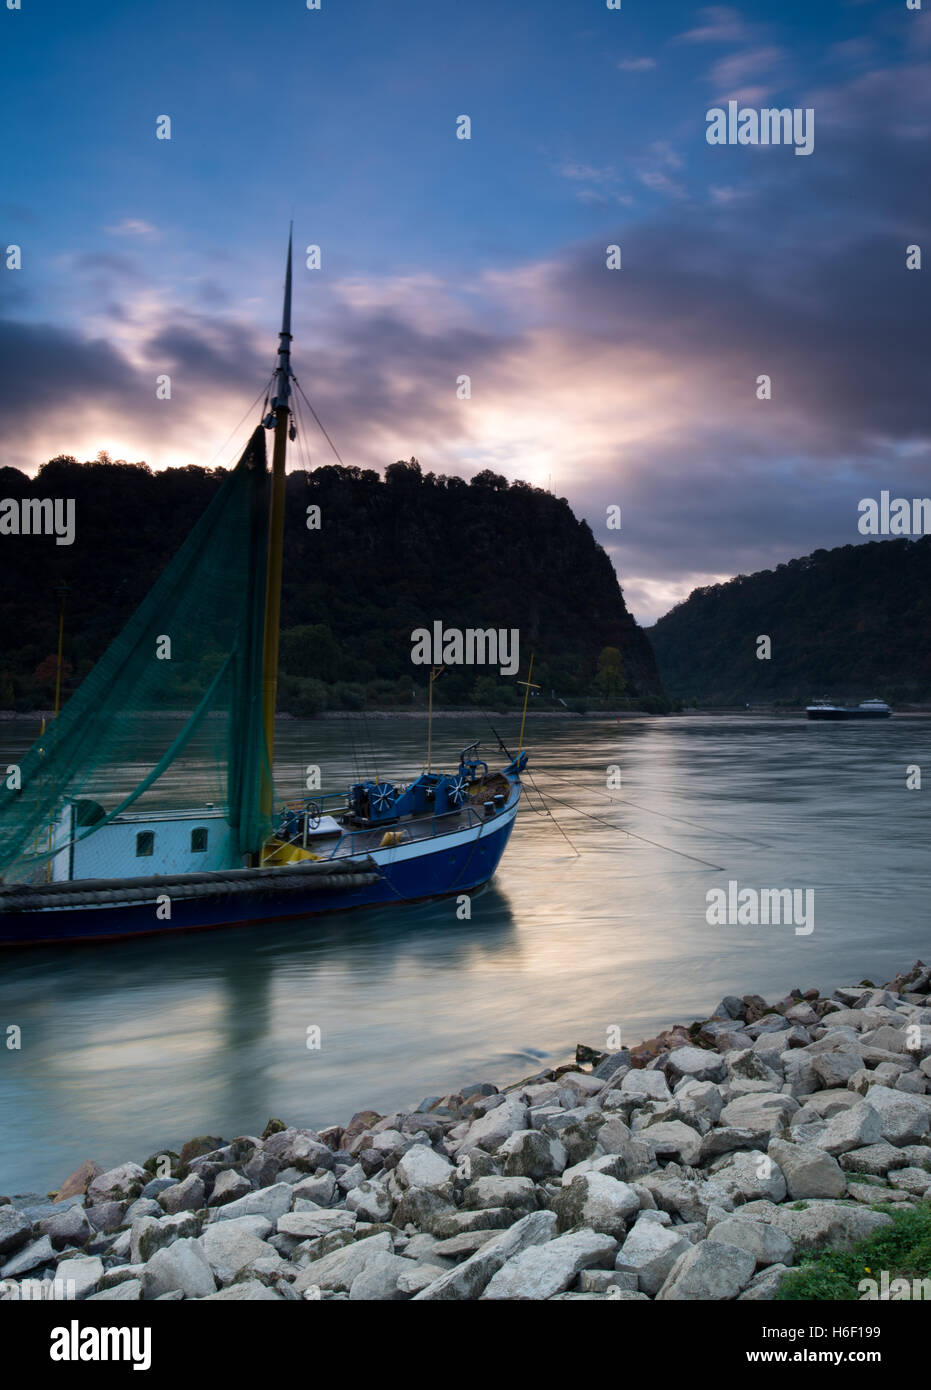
[1, 0, 929, 623]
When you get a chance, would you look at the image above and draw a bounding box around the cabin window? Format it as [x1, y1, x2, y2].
[191, 827, 208, 853]
[136, 831, 154, 857]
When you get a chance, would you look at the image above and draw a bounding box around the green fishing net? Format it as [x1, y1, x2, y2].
[0, 429, 272, 881]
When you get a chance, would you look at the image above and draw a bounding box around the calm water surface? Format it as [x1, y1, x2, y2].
[1, 713, 928, 1193]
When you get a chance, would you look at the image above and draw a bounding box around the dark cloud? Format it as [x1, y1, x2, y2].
[1, 65, 927, 621]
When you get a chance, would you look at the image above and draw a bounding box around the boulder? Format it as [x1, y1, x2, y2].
[554, 1173, 640, 1237]
[291, 1172, 337, 1207]
[0, 1208, 33, 1257]
[709, 1150, 787, 1205]
[455, 1097, 528, 1155]
[200, 1280, 281, 1300]
[856, 1085, 930, 1146]
[657, 1240, 756, 1300]
[615, 1220, 692, 1296]
[838, 1142, 909, 1176]
[482, 1227, 616, 1300]
[621, 1070, 671, 1102]
[637, 1120, 703, 1166]
[815, 1100, 884, 1156]
[142, 1238, 217, 1299]
[664, 1047, 727, 1085]
[348, 1252, 411, 1301]
[499, 1130, 566, 1180]
[130, 1212, 200, 1265]
[211, 1183, 293, 1225]
[54, 1160, 104, 1203]
[463, 1177, 537, 1214]
[292, 1233, 393, 1295]
[413, 1211, 557, 1300]
[768, 1200, 893, 1252]
[54, 1255, 103, 1300]
[87, 1163, 147, 1203]
[394, 1144, 454, 1191]
[811, 1051, 865, 1089]
[887, 1167, 931, 1196]
[710, 1218, 794, 1267]
[0, 1235, 55, 1278]
[87, 1279, 143, 1301]
[719, 1093, 799, 1141]
[200, 1222, 280, 1285]
[37, 1204, 94, 1251]
[767, 1138, 845, 1200]
[159, 1173, 205, 1214]
[207, 1171, 251, 1208]
[344, 1182, 393, 1224]
[277, 1210, 356, 1240]
[638, 1170, 734, 1224]
[738, 1264, 792, 1300]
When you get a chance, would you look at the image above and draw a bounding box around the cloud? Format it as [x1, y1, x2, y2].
[676, 6, 754, 45]
[709, 45, 785, 97]
[2, 65, 929, 624]
[617, 57, 656, 72]
[105, 219, 159, 238]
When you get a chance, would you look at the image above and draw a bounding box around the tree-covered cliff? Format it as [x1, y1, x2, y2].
[0, 453, 664, 713]
[649, 537, 931, 705]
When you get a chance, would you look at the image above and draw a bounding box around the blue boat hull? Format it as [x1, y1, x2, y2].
[0, 812, 517, 948]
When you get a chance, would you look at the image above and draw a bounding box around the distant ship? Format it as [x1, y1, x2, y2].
[806, 698, 892, 721]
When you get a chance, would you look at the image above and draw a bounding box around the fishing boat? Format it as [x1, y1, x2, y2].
[805, 698, 892, 721]
[0, 237, 526, 947]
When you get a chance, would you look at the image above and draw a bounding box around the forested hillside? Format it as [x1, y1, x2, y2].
[0, 453, 664, 713]
[649, 537, 931, 705]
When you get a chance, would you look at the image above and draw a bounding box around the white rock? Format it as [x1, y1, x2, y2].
[555, 1172, 641, 1237]
[638, 1120, 703, 1165]
[200, 1222, 279, 1285]
[710, 1217, 794, 1267]
[615, 1220, 692, 1296]
[142, 1238, 217, 1299]
[621, 1070, 671, 1102]
[413, 1211, 558, 1300]
[54, 1255, 103, 1300]
[710, 1150, 787, 1204]
[292, 1233, 392, 1295]
[665, 1047, 727, 1084]
[816, 1100, 884, 1155]
[455, 1097, 528, 1155]
[86, 1279, 143, 1301]
[719, 1092, 799, 1141]
[856, 1085, 930, 1146]
[278, 1210, 356, 1240]
[482, 1227, 616, 1300]
[657, 1239, 756, 1300]
[211, 1183, 293, 1224]
[344, 1182, 393, 1223]
[768, 1201, 893, 1252]
[348, 1251, 411, 1301]
[767, 1138, 846, 1199]
[394, 1144, 454, 1191]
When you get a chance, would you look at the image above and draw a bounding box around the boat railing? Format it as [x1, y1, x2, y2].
[278, 777, 519, 861]
[325, 801, 484, 860]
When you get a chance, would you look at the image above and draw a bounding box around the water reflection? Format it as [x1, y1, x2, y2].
[0, 713, 928, 1193]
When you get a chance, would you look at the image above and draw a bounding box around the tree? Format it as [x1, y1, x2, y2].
[595, 646, 626, 701]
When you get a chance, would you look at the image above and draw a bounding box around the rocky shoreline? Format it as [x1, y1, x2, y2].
[2, 960, 930, 1302]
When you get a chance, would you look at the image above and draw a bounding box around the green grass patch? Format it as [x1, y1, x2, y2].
[776, 1204, 931, 1300]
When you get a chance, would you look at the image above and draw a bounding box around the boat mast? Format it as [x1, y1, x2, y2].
[259, 229, 294, 823]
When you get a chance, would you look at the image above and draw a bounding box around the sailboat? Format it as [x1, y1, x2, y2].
[0, 237, 526, 947]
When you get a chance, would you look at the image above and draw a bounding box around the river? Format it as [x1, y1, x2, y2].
[0, 712, 928, 1194]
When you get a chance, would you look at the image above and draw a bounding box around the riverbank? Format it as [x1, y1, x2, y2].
[2, 960, 929, 1301]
